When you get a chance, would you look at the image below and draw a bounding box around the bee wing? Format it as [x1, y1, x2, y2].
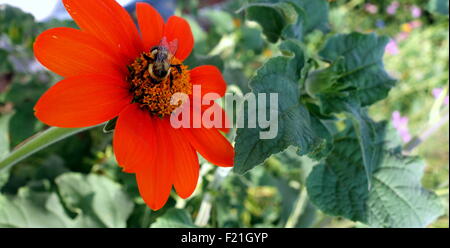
[167, 39, 179, 57]
[157, 37, 179, 62]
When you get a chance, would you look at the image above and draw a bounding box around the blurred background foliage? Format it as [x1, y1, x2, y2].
[0, 0, 448, 227]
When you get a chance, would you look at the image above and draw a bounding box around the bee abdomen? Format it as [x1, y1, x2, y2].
[149, 64, 170, 81]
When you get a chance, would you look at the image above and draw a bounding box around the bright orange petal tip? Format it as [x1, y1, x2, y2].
[182, 128, 235, 168]
[33, 27, 125, 78]
[164, 16, 195, 61]
[135, 119, 174, 211]
[34, 74, 131, 128]
[62, 0, 143, 61]
[137, 2, 165, 51]
[191, 65, 228, 98]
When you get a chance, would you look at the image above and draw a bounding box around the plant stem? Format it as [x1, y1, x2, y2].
[0, 126, 97, 172]
[194, 166, 232, 227]
[403, 112, 449, 154]
[194, 193, 213, 227]
[285, 185, 308, 228]
[141, 207, 153, 228]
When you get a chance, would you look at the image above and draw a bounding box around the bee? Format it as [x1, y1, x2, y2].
[146, 37, 183, 85]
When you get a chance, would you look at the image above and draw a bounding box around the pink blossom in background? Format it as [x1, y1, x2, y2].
[387, 1, 400, 15]
[365, 3, 379, 14]
[409, 20, 422, 29]
[386, 39, 399, 55]
[432, 88, 449, 105]
[396, 32, 409, 42]
[392, 111, 412, 143]
[411, 5, 422, 18]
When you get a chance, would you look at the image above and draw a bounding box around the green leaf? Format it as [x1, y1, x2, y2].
[0, 172, 8, 190]
[367, 153, 444, 227]
[241, 2, 300, 43]
[0, 113, 13, 160]
[239, 26, 265, 53]
[306, 132, 444, 227]
[307, 114, 333, 160]
[5, 78, 48, 147]
[241, 0, 329, 42]
[316, 33, 396, 114]
[7, 101, 39, 146]
[55, 173, 134, 228]
[428, 0, 449, 16]
[345, 104, 383, 188]
[201, 9, 235, 34]
[103, 117, 118, 133]
[0, 5, 37, 46]
[150, 209, 196, 228]
[0, 188, 75, 227]
[290, 0, 329, 34]
[234, 41, 320, 174]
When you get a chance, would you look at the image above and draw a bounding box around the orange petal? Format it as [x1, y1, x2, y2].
[164, 16, 194, 61]
[137, 2, 165, 51]
[34, 27, 125, 78]
[34, 74, 131, 128]
[190, 65, 227, 98]
[135, 118, 174, 210]
[182, 127, 234, 167]
[63, 0, 143, 62]
[167, 127, 199, 199]
[113, 104, 157, 173]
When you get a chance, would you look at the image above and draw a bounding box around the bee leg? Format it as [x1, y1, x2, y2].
[143, 54, 154, 62]
[171, 64, 182, 74]
[170, 73, 174, 88]
[150, 77, 160, 85]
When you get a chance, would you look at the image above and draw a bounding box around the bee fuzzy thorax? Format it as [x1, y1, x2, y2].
[127, 52, 191, 117]
[148, 46, 171, 80]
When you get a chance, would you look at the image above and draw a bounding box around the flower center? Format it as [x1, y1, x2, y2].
[127, 51, 191, 117]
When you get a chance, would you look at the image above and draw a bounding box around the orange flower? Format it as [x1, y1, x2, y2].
[33, 0, 234, 210]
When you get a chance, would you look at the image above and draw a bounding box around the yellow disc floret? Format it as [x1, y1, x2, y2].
[127, 52, 191, 117]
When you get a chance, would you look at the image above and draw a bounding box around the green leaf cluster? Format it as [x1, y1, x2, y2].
[240, 0, 329, 42]
[306, 124, 444, 227]
[232, 0, 444, 227]
[0, 173, 133, 228]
